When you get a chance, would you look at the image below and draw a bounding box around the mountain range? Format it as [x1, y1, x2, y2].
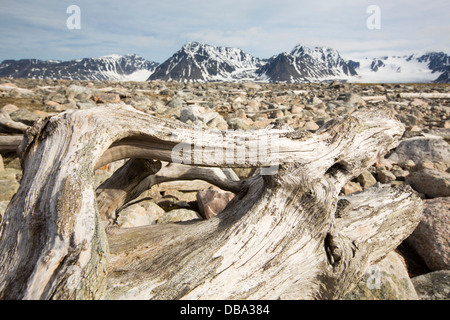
[0, 54, 159, 81]
[1, 42, 449, 83]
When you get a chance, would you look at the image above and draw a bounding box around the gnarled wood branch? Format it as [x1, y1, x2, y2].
[0, 104, 422, 300]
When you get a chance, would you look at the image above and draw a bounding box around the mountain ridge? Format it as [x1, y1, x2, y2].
[148, 42, 263, 82]
[0, 54, 159, 81]
[1, 42, 448, 83]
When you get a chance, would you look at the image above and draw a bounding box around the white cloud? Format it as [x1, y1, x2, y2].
[0, 0, 449, 62]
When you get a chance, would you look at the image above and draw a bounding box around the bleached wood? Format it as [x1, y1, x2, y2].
[96, 161, 240, 224]
[399, 92, 450, 99]
[0, 135, 23, 153]
[0, 104, 422, 300]
[0, 110, 29, 134]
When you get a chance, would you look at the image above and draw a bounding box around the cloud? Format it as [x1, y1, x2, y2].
[0, 0, 449, 62]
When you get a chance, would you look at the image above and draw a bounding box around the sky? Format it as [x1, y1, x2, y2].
[0, 0, 449, 63]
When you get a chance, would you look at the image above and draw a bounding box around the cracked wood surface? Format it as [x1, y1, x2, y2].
[0, 104, 422, 299]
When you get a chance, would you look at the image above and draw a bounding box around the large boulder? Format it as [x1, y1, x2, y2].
[406, 197, 450, 271]
[117, 201, 166, 228]
[406, 169, 450, 198]
[9, 109, 40, 126]
[411, 270, 450, 300]
[389, 134, 450, 169]
[343, 251, 419, 300]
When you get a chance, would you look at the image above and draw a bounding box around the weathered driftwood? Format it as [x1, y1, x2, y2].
[399, 92, 450, 99]
[0, 110, 29, 134]
[96, 161, 240, 224]
[0, 104, 422, 300]
[0, 135, 23, 153]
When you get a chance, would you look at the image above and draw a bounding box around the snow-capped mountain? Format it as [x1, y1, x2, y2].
[255, 45, 358, 83]
[0, 54, 159, 81]
[147, 42, 264, 82]
[1, 42, 448, 83]
[351, 52, 450, 83]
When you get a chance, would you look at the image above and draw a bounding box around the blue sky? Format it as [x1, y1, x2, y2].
[0, 0, 449, 63]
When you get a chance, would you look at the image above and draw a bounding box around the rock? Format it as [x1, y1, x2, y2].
[207, 115, 228, 130]
[269, 110, 284, 119]
[406, 197, 450, 271]
[357, 170, 377, 189]
[91, 93, 121, 104]
[399, 159, 416, 171]
[156, 208, 202, 224]
[310, 96, 323, 105]
[33, 110, 50, 119]
[415, 160, 435, 171]
[391, 168, 409, 181]
[303, 120, 319, 131]
[179, 105, 206, 123]
[179, 104, 224, 127]
[377, 169, 397, 184]
[341, 181, 363, 195]
[5, 157, 21, 170]
[9, 109, 40, 126]
[397, 114, 419, 127]
[426, 128, 450, 143]
[197, 111, 221, 125]
[344, 93, 365, 105]
[290, 105, 303, 114]
[246, 99, 260, 111]
[410, 98, 427, 107]
[235, 109, 247, 119]
[1, 104, 19, 114]
[77, 101, 96, 109]
[117, 201, 166, 228]
[0, 85, 34, 97]
[406, 169, 450, 198]
[411, 270, 450, 300]
[389, 134, 450, 169]
[443, 120, 450, 129]
[343, 251, 419, 300]
[44, 100, 65, 112]
[0, 201, 8, 224]
[167, 96, 185, 108]
[0, 168, 20, 201]
[65, 84, 94, 98]
[227, 117, 251, 131]
[197, 188, 235, 219]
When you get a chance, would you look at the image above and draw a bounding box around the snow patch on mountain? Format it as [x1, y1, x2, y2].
[1, 43, 448, 83]
[351, 55, 440, 83]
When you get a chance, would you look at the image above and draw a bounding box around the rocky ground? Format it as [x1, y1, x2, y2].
[0, 77, 449, 300]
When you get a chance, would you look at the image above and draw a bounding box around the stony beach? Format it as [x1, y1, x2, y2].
[0, 78, 449, 300]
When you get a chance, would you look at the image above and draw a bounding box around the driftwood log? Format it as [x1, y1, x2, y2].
[0, 110, 29, 134]
[0, 103, 422, 300]
[0, 135, 23, 153]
